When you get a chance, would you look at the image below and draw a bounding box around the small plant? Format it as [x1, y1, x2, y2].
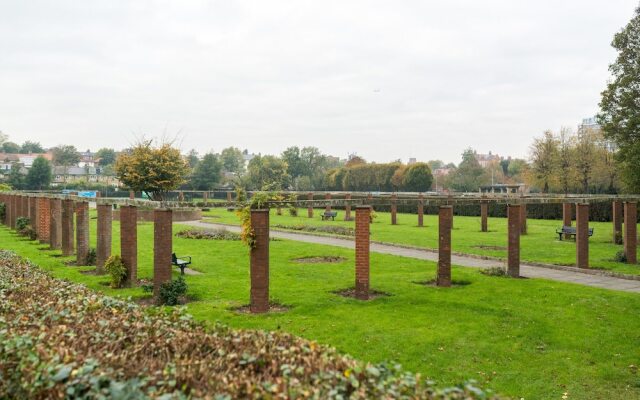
[480, 267, 507, 277]
[157, 276, 188, 306]
[19, 226, 37, 241]
[237, 191, 279, 249]
[86, 248, 97, 266]
[288, 194, 298, 216]
[235, 186, 247, 202]
[369, 209, 378, 223]
[16, 217, 30, 232]
[141, 282, 154, 293]
[176, 228, 241, 240]
[105, 255, 127, 288]
[614, 250, 628, 263]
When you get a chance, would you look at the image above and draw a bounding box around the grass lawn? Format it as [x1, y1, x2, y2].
[202, 207, 640, 275]
[2, 213, 640, 399]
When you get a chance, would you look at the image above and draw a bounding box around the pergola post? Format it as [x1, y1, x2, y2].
[390, 194, 397, 225]
[75, 201, 90, 265]
[624, 202, 637, 264]
[120, 205, 138, 287]
[96, 203, 112, 273]
[307, 192, 314, 218]
[507, 204, 521, 277]
[325, 193, 332, 212]
[520, 203, 527, 235]
[355, 206, 371, 300]
[61, 199, 74, 256]
[437, 206, 452, 287]
[37, 198, 50, 243]
[417, 193, 424, 227]
[612, 201, 623, 244]
[344, 193, 352, 221]
[480, 201, 488, 232]
[250, 209, 270, 313]
[50, 198, 62, 250]
[153, 209, 173, 298]
[576, 203, 590, 269]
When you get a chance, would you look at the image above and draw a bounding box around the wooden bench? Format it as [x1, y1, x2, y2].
[172, 253, 192, 275]
[321, 211, 338, 221]
[556, 226, 594, 241]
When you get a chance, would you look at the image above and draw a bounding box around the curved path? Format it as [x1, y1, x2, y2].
[183, 220, 640, 293]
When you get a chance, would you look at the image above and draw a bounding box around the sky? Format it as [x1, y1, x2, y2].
[0, 1, 637, 164]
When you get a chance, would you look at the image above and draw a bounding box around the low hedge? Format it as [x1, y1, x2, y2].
[0, 251, 502, 399]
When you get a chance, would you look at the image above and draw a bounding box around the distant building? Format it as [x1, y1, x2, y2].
[78, 150, 97, 168]
[474, 151, 502, 168]
[433, 167, 453, 176]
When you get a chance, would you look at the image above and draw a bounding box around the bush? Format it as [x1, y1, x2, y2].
[614, 250, 628, 263]
[18, 226, 37, 241]
[288, 204, 298, 216]
[480, 267, 507, 277]
[86, 248, 97, 266]
[157, 276, 188, 306]
[16, 217, 30, 232]
[104, 255, 126, 288]
[176, 228, 241, 240]
[272, 224, 355, 236]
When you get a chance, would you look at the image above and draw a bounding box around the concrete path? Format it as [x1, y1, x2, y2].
[182, 220, 640, 293]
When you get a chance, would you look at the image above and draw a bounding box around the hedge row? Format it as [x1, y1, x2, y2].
[0, 251, 502, 399]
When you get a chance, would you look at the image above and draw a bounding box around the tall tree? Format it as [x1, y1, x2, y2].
[574, 129, 598, 193]
[191, 153, 222, 190]
[2, 142, 20, 153]
[19, 141, 44, 154]
[220, 147, 245, 173]
[449, 148, 486, 192]
[51, 145, 80, 166]
[557, 127, 575, 194]
[247, 155, 290, 190]
[96, 148, 117, 166]
[115, 140, 189, 201]
[598, 6, 640, 192]
[7, 164, 25, 189]
[186, 149, 200, 169]
[403, 163, 433, 192]
[529, 132, 558, 193]
[25, 156, 52, 190]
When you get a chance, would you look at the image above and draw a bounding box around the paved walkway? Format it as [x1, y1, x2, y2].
[183, 221, 640, 293]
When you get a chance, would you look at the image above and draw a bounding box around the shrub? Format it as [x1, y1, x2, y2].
[19, 226, 37, 241]
[480, 267, 507, 277]
[86, 248, 97, 266]
[288, 204, 298, 216]
[16, 217, 30, 232]
[157, 276, 187, 306]
[176, 228, 241, 240]
[104, 255, 126, 288]
[273, 224, 355, 236]
[614, 250, 628, 263]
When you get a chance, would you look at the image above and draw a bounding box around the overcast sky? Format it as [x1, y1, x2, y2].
[0, 1, 637, 164]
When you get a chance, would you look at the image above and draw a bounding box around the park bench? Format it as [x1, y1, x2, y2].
[172, 253, 192, 275]
[321, 211, 338, 221]
[556, 226, 594, 241]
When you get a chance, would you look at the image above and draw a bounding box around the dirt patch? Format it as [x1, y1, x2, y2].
[413, 279, 472, 287]
[473, 245, 507, 251]
[292, 256, 347, 264]
[232, 302, 290, 314]
[332, 288, 390, 300]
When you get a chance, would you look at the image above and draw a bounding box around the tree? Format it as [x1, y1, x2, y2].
[186, 149, 199, 169]
[115, 140, 190, 201]
[25, 156, 52, 190]
[574, 129, 598, 193]
[220, 147, 245, 173]
[2, 142, 20, 153]
[281, 146, 304, 178]
[7, 164, 25, 189]
[403, 163, 433, 192]
[345, 155, 366, 167]
[598, 6, 640, 192]
[246, 155, 290, 190]
[19, 141, 44, 154]
[96, 148, 117, 166]
[449, 149, 486, 192]
[556, 128, 574, 194]
[191, 153, 222, 190]
[529, 132, 558, 193]
[51, 145, 80, 166]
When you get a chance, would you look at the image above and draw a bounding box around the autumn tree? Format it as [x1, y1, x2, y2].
[529, 131, 558, 193]
[598, 6, 640, 192]
[115, 140, 190, 201]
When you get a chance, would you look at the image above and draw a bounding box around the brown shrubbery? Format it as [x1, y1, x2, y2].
[0, 251, 502, 399]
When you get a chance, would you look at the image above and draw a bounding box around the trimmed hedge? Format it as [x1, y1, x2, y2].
[0, 251, 502, 399]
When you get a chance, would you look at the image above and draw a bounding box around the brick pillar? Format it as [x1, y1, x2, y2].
[29, 196, 37, 235]
[355, 206, 371, 300]
[576, 203, 589, 269]
[437, 206, 452, 287]
[325, 193, 332, 212]
[612, 201, 623, 244]
[507, 204, 521, 277]
[61, 199, 74, 256]
[344, 193, 352, 221]
[203, 192, 208, 202]
[563, 202, 573, 240]
[8, 195, 14, 228]
[50, 199, 62, 250]
[38, 198, 50, 243]
[250, 209, 270, 313]
[21, 196, 28, 222]
[390, 194, 397, 225]
[624, 202, 637, 264]
[307, 192, 313, 218]
[178, 191, 184, 202]
[120, 205, 138, 287]
[96, 204, 112, 273]
[16, 195, 23, 223]
[153, 209, 173, 297]
[480, 201, 488, 232]
[75, 201, 90, 265]
[520, 203, 527, 235]
[129, 190, 135, 200]
[418, 194, 424, 227]
[227, 191, 232, 202]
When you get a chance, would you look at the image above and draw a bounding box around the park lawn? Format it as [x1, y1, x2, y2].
[2, 221, 640, 399]
[202, 207, 640, 275]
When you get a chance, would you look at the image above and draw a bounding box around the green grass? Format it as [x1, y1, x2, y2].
[202, 207, 640, 275]
[2, 215, 640, 399]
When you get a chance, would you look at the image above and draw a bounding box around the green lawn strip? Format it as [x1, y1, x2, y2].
[2, 223, 640, 398]
[202, 208, 640, 275]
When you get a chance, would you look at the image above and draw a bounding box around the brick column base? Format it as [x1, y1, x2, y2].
[120, 206, 138, 287]
[507, 205, 520, 277]
[391, 195, 397, 225]
[576, 203, 589, 269]
[75, 201, 90, 265]
[96, 204, 112, 273]
[61, 199, 74, 256]
[417, 194, 424, 227]
[480, 201, 488, 232]
[38, 198, 50, 243]
[355, 206, 371, 300]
